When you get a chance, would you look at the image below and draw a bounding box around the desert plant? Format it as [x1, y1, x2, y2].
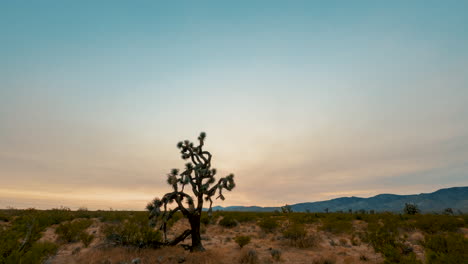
[320, 216, 353, 234]
[281, 204, 293, 213]
[103, 219, 162, 248]
[79, 232, 94, 247]
[219, 216, 238, 228]
[55, 219, 93, 243]
[282, 223, 318, 248]
[283, 223, 307, 240]
[257, 217, 278, 233]
[146, 132, 236, 252]
[234, 235, 251, 248]
[423, 233, 467, 263]
[443, 208, 454, 215]
[239, 249, 259, 264]
[404, 203, 420, 215]
[312, 257, 336, 264]
[270, 248, 281, 261]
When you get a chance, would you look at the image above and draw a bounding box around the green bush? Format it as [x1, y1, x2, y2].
[239, 249, 259, 264]
[270, 248, 282, 261]
[424, 233, 467, 264]
[55, 219, 93, 243]
[234, 235, 251, 248]
[283, 223, 307, 240]
[364, 217, 421, 264]
[414, 215, 464, 234]
[219, 216, 237, 228]
[282, 223, 318, 248]
[17, 241, 58, 264]
[103, 217, 162, 248]
[79, 232, 94, 247]
[257, 217, 278, 233]
[319, 215, 353, 234]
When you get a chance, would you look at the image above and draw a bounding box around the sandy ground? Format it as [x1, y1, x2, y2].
[41, 217, 392, 264]
[41, 216, 456, 264]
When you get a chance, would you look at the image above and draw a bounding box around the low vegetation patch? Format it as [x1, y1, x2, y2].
[257, 217, 279, 233]
[424, 233, 467, 263]
[103, 213, 162, 248]
[219, 216, 238, 228]
[282, 223, 319, 248]
[55, 218, 93, 243]
[234, 235, 251, 248]
[319, 214, 353, 234]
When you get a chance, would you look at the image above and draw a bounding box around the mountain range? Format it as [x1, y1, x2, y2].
[212, 186, 468, 213]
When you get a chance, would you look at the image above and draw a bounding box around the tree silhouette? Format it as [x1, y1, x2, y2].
[146, 132, 235, 251]
[403, 203, 420, 215]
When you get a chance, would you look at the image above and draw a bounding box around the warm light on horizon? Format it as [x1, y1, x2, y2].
[1, 1, 468, 210]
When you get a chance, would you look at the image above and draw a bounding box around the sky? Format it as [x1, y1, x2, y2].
[1, 1, 468, 210]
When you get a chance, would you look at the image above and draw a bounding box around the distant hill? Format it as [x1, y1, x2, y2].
[212, 186, 468, 213]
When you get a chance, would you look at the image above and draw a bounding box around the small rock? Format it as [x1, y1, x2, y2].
[132, 258, 141, 264]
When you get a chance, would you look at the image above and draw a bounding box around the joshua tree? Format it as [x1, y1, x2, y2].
[146, 132, 235, 252]
[403, 203, 420, 215]
[281, 204, 293, 213]
[444, 208, 454, 215]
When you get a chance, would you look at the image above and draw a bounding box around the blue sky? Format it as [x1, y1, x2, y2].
[1, 1, 467, 209]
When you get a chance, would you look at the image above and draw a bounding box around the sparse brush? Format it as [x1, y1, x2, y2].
[269, 248, 281, 261]
[282, 223, 319, 248]
[339, 238, 348, 246]
[239, 249, 259, 264]
[55, 219, 93, 243]
[80, 232, 94, 247]
[312, 256, 336, 264]
[234, 235, 251, 248]
[257, 217, 278, 233]
[219, 216, 238, 228]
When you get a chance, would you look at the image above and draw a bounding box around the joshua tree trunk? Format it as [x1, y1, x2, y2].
[189, 214, 204, 252]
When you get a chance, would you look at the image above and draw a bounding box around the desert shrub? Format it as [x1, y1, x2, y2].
[320, 216, 353, 234]
[0, 213, 10, 222]
[414, 214, 464, 234]
[219, 216, 238, 228]
[288, 213, 319, 224]
[17, 241, 58, 264]
[200, 214, 211, 225]
[55, 219, 93, 243]
[312, 257, 336, 264]
[283, 223, 307, 240]
[239, 249, 259, 264]
[103, 218, 162, 248]
[364, 218, 421, 264]
[79, 232, 94, 247]
[257, 217, 278, 233]
[270, 248, 281, 261]
[282, 223, 318, 248]
[443, 208, 454, 215]
[339, 238, 348, 246]
[234, 235, 251, 248]
[350, 233, 361, 246]
[98, 210, 134, 223]
[423, 233, 467, 264]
